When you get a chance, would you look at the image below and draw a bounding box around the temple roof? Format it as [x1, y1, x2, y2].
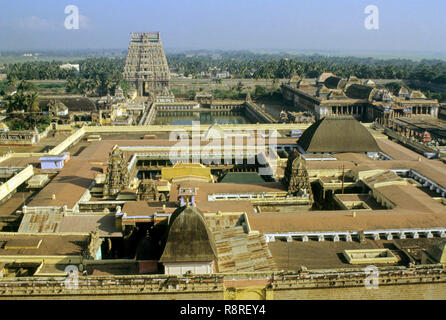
[316, 85, 331, 97]
[398, 86, 410, 96]
[159, 206, 218, 263]
[324, 76, 346, 90]
[39, 96, 97, 112]
[317, 72, 336, 83]
[327, 89, 347, 100]
[409, 90, 427, 100]
[297, 116, 381, 153]
[426, 240, 446, 264]
[344, 84, 375, 100]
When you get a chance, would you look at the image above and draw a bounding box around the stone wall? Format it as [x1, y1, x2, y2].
[49, 126, 86, 155]
[85, 123, 309, 133]
[273, 282, 446, 300]
[0, 165, 33, 203]
[244, 102, 277, 123]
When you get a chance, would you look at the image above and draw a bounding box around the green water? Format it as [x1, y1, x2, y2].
[153, 111, 252, 125]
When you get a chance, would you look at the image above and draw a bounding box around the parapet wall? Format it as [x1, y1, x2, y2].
[0, 275, 225, 299]
[1, 265, 446, 299]
[274, 282, 446, 300]
[0, 165, 34, 204]
[244, 101, 277, 123]
[49, 127, 86, 155]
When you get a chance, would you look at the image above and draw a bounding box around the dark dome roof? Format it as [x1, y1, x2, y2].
[297, 116, 380, 153]
[159, 206, 217, 263]
[344, 84, 375, 100]
[324, 76, 346, 89]
[39, 96, 97, 112]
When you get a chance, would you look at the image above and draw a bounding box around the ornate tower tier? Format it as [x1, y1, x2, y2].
[123, 32, 171, 97]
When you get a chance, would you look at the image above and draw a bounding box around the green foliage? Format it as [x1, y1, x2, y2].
[170, 88, 183, 95]
[251, 85, 281, 100]
[7, 117, 29, 131]
[17, 80, 37, 92]
[5, 53, 446, 100]
[118, 79, 130, 96]
[4, 81, 39, 113]
[236, 81, 244, 93]
[252, 85, 268, 99]
[187, 90, 196, 100]
[5, 61, 77, 80]
[6, 58, 125, 97]
[210, 89, 244, 100]
[0, 81, 8, 95]
[425, 91, 446, 102]
[384, 82, 403, 95]
[36, 83, 66, 89]
[6, 114, 51, 132]
[167, 52, 446, 83]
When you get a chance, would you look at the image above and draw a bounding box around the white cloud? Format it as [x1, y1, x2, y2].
[18, 16, 55, 31]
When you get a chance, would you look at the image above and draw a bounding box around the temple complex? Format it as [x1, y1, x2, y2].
[1, 31, 446, 300]
[0, 113, 443, 299]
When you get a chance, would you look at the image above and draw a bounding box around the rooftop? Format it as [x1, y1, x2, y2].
[0, 233, 89, 257]
[297, 116, 381, 153]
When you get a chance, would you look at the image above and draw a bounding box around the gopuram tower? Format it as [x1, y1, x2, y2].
[123, 32, 171, 97]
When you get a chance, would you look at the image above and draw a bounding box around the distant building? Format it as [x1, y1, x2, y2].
[59, 63, 80, 72]
[282, 73, 440, 122]
[216, 71, 230, 79]
[0, 128, 40, 146]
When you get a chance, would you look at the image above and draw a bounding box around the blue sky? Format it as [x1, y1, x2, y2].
[0, 0, 445, 55]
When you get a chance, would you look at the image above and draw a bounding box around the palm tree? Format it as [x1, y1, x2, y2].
[6, 76, 18, 87]
[17, 80, 36, 92]
[5, 94, 18, 113]
[26, 92, 40, 113]
[236, 81, 244, 93]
